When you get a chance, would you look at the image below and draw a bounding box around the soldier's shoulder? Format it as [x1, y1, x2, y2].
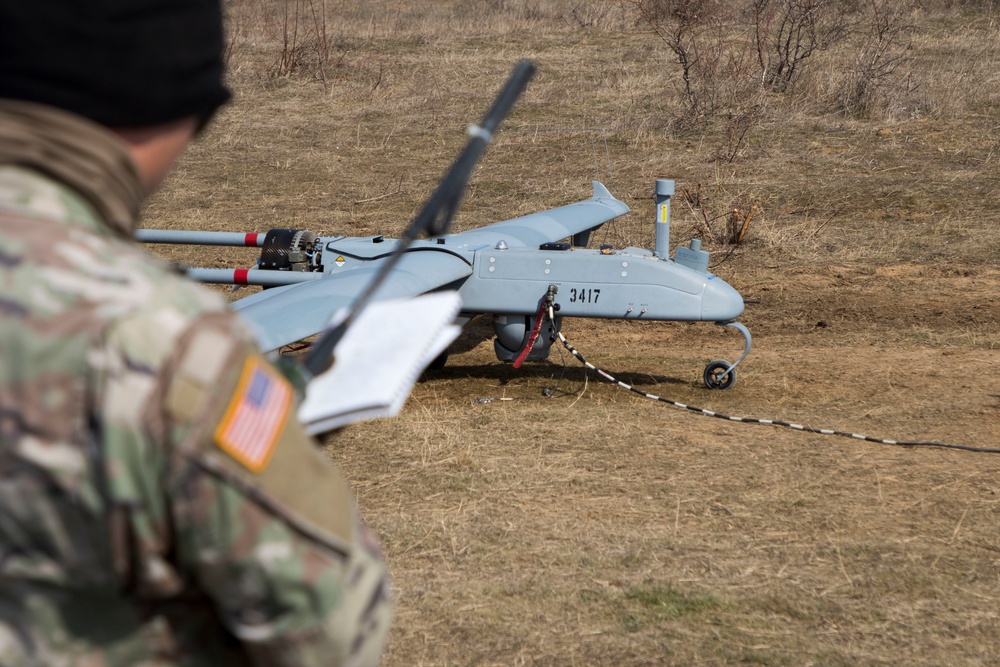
[1, 163, 239, 340]
[102, 249, 253, 373]
[0, 165, 99, 226]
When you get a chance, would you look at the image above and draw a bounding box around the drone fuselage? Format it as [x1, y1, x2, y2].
[318, 236, 744, 323]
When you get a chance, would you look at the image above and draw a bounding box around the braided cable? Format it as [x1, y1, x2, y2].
[547, 306, 1000, 454]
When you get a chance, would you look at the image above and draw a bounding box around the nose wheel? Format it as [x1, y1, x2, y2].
[704, 360, 736, 390]
[702, 321, 752, 390]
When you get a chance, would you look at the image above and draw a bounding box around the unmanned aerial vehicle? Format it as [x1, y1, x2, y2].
[137, 62, 752, 389]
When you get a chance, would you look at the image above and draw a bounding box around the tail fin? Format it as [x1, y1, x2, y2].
[592, 181, 613, 200]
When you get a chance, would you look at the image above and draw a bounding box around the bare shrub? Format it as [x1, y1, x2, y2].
[750, 0, 852, 92]
[628, 0, 856, 112]
[713, 101, 766, 162]
[835, 0, 915, 116]
[628, 0, 757, 116]
[679, 182, 762, 257]
[273, 0, 330, 79]
[626, 0, 925, 122]
[227, 0, 344, 82]
[625, 0, 862, 160]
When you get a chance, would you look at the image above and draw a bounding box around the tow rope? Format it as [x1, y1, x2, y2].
[544, 304, 1000, 454]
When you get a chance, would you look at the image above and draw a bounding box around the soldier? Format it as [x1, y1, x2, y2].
[0, 1, 392, 665]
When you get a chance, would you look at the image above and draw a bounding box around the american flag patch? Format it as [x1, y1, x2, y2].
[214, 357, 293, 472]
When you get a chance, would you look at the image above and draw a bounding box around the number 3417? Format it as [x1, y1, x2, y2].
[569, 287, 600, 303]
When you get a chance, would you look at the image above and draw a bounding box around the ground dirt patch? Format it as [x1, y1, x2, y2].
[146, 2, 1000, 664]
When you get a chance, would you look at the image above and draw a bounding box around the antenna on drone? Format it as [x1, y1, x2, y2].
[303, 60, 537, 375]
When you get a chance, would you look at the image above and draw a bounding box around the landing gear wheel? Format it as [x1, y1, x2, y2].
[703, 360, 736, 390]
[428, 351, 449, 371]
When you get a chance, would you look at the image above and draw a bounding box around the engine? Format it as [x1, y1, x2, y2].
[258, 228, 322, 272]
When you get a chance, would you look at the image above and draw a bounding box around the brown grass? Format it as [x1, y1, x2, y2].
[145, 1, 1000, 664]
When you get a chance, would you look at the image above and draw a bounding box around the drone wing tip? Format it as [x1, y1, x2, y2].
[592, 181, 613, 200]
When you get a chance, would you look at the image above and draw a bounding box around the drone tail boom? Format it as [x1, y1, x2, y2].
[136, 229, 266, 247]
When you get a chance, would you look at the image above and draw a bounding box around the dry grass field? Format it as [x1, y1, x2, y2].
[145, 1, 1000, 664]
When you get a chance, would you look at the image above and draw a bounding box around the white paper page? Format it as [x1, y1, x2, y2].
[299, 291, 461, 434]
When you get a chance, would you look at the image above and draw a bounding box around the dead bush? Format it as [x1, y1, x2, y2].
[750, 0, 851, 93]
[835, 0, 915, 116]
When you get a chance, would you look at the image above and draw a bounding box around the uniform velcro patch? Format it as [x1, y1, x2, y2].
[214, 357, 292, 472]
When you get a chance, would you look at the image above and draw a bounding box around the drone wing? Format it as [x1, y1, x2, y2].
[445, 181, 629, 249]
[229, 182, 625, 351]
[232, 250, 471, 352]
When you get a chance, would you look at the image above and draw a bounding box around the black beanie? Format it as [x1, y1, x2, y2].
[0, 0, 231, 127]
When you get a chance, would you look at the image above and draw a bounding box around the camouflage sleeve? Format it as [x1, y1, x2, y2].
[104, 306, 392, 665]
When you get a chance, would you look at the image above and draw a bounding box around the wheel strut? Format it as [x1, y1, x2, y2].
[703, 321, 752, 390]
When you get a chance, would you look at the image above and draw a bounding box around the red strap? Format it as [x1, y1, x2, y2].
[234, 268, 250, 284]
[512, 300, 548, 369]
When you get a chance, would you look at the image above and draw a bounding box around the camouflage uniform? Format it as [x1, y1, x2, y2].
[0, 100, 392, 665]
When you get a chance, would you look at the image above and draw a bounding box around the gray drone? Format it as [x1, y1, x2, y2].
[138, 62, 752, 389]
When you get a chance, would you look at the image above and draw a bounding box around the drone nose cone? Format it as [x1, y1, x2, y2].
[701, 275, 744, 321]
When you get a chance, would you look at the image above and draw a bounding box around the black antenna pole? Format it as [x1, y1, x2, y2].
[304, 60, 536, 375]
